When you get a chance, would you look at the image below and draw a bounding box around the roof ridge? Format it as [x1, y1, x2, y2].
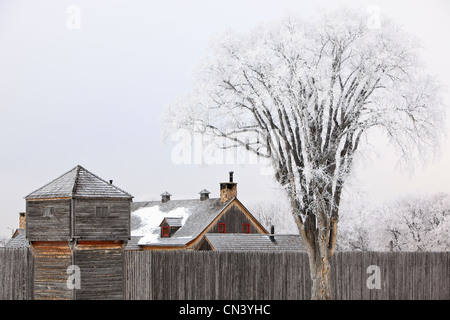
[71, 165, 82, 196]
[75, 165, 133, 198]
[25, 165, 133, 199]
[133, 197, 221, 203]
[24, 165, 79, 199]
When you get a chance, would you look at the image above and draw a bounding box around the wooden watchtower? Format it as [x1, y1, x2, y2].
[24, 165, 133, 299]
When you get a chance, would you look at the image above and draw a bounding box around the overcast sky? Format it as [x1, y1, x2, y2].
[0, 0, 449, 238]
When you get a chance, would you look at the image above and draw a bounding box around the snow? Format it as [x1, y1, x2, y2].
[132, 205, 191, 245]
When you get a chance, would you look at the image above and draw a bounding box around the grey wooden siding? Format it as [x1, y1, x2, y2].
[26, 200, 71, 241]
[211, 204, 261, 234]
[73, 199, 130, 240]
[74, 248, 124, 300]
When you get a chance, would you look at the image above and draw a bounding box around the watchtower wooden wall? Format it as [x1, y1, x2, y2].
[26, 198, 131, 242]
[26, 199, 71, 241]
[73, 198, 131, 240]
[23, 166, 133, 300]
[32, 242, 72, 300]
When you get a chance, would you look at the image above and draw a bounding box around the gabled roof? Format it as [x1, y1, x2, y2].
[131, 198, 234, 246]
[124, 236, 143, 250]
[160, 217, 183, 227]
[25, 165, 133, 200]
[204, 234, 306, 252]
[3, 229, 29, 249]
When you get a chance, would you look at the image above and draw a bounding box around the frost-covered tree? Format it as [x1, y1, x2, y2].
[337, 196, 374, 251]
[339, 192, 450, 252]
[378, 193, 450, 251]
[162, 9, 445, 299]
[246, 188, 299, 235]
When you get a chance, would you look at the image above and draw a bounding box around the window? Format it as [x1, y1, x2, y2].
[43, 207, 54, 218]
[162, 226, 170, 238]
[242, 223, 250, 234]
[95, 206, 109, 218]
[218, 223, 226, 233]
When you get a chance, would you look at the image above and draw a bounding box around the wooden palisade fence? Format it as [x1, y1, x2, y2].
[124, 251, 450, 300]
[0, 248, 33, 300]
[1, 248, 449, 300]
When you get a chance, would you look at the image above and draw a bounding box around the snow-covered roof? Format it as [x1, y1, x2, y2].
[25, 165, 133, 200]
[130, 198, 231, 246]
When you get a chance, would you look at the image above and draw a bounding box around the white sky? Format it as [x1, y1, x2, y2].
[0, 0, 449, 237]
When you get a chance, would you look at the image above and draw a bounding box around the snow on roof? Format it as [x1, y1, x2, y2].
[132, 205, 191, 245]
[131, 198, 230, 246]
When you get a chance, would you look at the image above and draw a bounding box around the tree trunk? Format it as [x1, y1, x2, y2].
[290, 180, 337, 300]
[309, 252, 333, 300]
[292, 212, 336, 299]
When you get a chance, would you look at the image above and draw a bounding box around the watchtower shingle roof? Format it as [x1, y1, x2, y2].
[25, 165, 133, 200]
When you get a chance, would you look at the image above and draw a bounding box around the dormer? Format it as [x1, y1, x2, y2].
[159, 217, 183, 238]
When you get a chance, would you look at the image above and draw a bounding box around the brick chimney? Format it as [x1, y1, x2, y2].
[220, 171, 237, 203]
[19, 212, 26, 229]
[161, 191, 172, 203]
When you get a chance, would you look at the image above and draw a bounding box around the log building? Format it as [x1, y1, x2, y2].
[24, 165, 133, 299]
[128, 172, 268, 250]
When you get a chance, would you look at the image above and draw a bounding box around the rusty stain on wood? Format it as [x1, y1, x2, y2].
[76, 241, 124, 250]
